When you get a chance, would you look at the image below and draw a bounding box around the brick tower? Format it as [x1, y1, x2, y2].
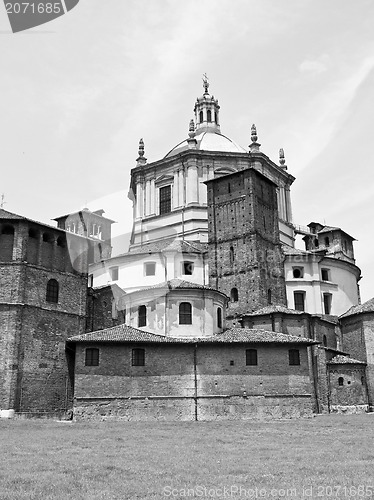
[206, 165, 287, 325]
[0, 209, 88, 416]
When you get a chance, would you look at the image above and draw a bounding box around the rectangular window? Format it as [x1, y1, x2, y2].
[323, 293, 332, 315]
[132, 348, 145, 366]
[289, 349, 300, 366]
[182, 261, 194, 275]
[321, 269, 330, 281]
[85, 348, 99, 366]
[246, 349, 258, 366]
[159, 185, 171, 215]
[138, 305, 147, 327]
[294, 291, 305, 311]
[144, 262, 156, 276]
[179, 302, 192, 325]
[110, 266, 119, 281]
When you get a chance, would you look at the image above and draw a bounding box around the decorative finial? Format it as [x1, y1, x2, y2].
[279, 148, 287, 169]
[136, 138, 147, 166]
[251, 124, 258, 143]
[0, 193, 6, 209]
[202, 73, 209, 94]
[249, 124, 261, 153]
[187, 119, 197, 149]
[138, 138, 145, 157]
[189, 119, 195, 137]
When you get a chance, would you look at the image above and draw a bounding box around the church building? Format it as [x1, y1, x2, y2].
[0, 78, 372, 420]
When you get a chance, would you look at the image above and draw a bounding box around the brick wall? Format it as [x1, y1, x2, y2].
[0, 217, 88, 415]
[72, 342, 313, 421]
[207, 168, 286, 322]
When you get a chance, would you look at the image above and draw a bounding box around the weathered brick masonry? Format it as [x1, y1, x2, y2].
[206, 168, 287, 325]
[0, 211, 88, 415]
[70, 327, 315, 421]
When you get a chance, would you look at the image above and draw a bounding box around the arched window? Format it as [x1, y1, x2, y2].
[0, 225, 15, 261]
[85, 348, 99, 366]
[246, 349, 258, 366]
[323, 335, 327, 347]
[267, 289, 272, 305]
[46, 279, 59, 303]
[28, 228, 38, 239]
[229, 246, 234, 266]
[361, 376, 365, 385]
[314, 238, 319, 248]
[138, 305, 146, 327]
[199, 111, 203, 123]
[43, 233, 54, 243]
[207, 110, 212, 122]
[179, 302, 192, 325]
[217, 307, 222, 329]
[132, 348, 145, 366]
[56, 236, 66, 247]
[231, 288, 238, 302]
[338, 377, 344, 386]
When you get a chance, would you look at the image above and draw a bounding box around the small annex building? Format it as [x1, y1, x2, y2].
[68, 325, 317, 421]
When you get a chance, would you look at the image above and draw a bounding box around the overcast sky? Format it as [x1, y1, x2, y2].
[1, 0, 373, 302]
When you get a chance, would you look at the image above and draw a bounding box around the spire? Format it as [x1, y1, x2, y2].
[279, 148, 287, 169]
[187, 119, 197, 149]
[194, 75, 221, 134]
[249, 124, 261, 153]
[136, 138, 147, 166]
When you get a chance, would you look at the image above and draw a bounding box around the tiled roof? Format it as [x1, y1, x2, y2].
[282, 245, 310, 256]
[127, 278, 225, 296]
[318, 226, 356, 240]
[68, 325, 317, 345]
[328, 355, 366, 365]
[340, 298, 374, 319]
[126, 239, 208, 256]
[245, 305, 306, 316]
[318, 226, 341, 234]
[0, 208, 87, 239]
[0, 208, 27, 220]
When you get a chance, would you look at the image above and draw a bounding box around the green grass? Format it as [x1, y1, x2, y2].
[1, 414, 374, 499]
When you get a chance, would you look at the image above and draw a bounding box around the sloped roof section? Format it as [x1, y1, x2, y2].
[245, 305, 306, 316]
[340, 298, 374, 319]
[129, 278, 223, 295]
[68, 325, 317, 345]
[0, 208, 27, 220]
[126, 239, 208, 256]
[328, 355, 366, 365]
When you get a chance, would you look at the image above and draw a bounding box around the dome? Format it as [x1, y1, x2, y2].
[165, 131, 246, 158]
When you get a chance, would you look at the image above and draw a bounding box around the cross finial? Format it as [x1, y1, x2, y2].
[0, 194, 6, 209]
[202, 73, 209, 94]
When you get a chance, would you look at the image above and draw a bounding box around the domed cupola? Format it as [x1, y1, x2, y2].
[194, 74, 221, 134]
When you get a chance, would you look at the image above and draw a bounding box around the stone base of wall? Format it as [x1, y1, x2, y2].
[74, 395, 314, 421]
[329, 404, 369, 415]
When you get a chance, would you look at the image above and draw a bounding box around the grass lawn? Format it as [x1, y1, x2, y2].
[1, 414, 374, 499]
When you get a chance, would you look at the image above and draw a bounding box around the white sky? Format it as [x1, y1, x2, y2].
[1, 0, 373, 302]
